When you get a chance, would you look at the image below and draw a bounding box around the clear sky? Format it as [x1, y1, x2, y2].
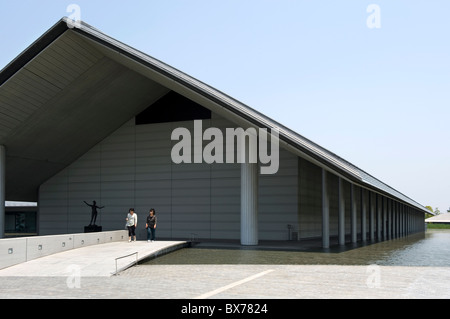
[0, 1, 449, 212]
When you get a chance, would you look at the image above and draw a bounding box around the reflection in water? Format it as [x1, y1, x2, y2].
[145, 230, 450, 267]
[378, 230, 450, 266]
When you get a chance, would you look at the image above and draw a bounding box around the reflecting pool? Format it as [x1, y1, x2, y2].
[144, 229, 450, 266]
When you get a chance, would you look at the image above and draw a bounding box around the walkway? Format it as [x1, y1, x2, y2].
[0, 240, 187, 277]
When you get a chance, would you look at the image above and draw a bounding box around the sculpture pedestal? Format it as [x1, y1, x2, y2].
[84, 225, 102, 233]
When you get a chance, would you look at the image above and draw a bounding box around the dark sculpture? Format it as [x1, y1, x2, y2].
[83, 200, 105, 226]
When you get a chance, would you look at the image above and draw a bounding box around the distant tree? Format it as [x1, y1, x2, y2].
[425, 206, 442, 218]
[425, 206, 434, 219]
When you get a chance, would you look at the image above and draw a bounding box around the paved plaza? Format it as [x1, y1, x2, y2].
[0, 240, 449, 299]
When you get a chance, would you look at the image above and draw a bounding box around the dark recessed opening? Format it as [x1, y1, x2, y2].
[136, 91, 211, 125]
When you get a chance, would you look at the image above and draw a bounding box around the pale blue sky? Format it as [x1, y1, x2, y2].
[0, 1, 449, 212]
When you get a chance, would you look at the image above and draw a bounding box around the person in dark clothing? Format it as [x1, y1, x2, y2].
[146, 208, 157, 242]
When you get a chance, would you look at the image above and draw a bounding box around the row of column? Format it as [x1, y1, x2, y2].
[239, 166, 425, 247]
[0, 145, 5, 239]
[322, 169, 424, 249]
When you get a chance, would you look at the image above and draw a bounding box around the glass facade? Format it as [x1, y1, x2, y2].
[5, 207, 37, 237]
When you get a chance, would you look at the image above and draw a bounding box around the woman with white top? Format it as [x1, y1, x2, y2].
[125, 208, 138, 242]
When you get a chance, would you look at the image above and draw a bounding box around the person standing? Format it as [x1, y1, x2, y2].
[125, 208, 138, 242]
[146, 208, 157, 242]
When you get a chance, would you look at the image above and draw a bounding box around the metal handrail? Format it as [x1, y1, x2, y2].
[114, 251, 138, 275]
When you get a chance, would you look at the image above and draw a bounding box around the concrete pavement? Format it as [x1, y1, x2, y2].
[0, 239, 449, 299]
[0, 263, 449, 299]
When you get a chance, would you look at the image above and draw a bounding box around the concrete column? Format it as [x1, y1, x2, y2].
[369, 191, 375, 241]
[407, 207, 409, 235]
[416, 211, 419, 233]
[405, 207, 408, 235]
[405, 206, 407, 235]
[338, 178, 345, 246]
[381, 196, 385, 240]
[406, 207, 409, 235]
[395, 202, 399, 238]
[377, 194, 382, 240]
[414, 211, 417, 233]
[418, 211, 422, 232]
[421, 211, 425, 232]
[322, 169, 330, 249]
[394, 202, 397, 237]
[391, 201, 394, 238]
[406, 207, 409, 234]
[361, 189, 367, 241]
[404, 206, 406, 235]
[401, 205, 404, 236]
[415, 210, 417, 233]
[402, 205, 405, 236]
[386, 199, 392, 239]
[408, 208, 411, 233]
[392, 200, 397, 238]
[408, 208, 411, 234]
[417, 211, 420, 232]
[0, 145, 4, 239]
[240, 160, 258, 246]
[385, 198, 389, 239]
[416, 210, 419, 233]
[351, 184, 357, 243]
[384, 198, 387, 239]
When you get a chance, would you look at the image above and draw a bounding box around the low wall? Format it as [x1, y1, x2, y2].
[0, 230, 127, 270]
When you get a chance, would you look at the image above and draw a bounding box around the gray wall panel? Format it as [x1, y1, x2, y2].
[298, 157, 322, 239]
[344, 179, 352, 237]
[39, 113, 301, 241]
[328, 171, 339, 237]
[39, 169, 68, 235]
[258, 148, 298, 240]
[210, 115, 240, 239]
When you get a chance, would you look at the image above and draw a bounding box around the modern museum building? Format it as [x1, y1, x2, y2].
[0, 18, 428, 247]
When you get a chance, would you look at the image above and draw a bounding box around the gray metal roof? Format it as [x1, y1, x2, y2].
[0, 17, 429, 214]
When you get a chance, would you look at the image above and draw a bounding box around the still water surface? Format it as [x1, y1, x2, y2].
[145, 229, 450, 267]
